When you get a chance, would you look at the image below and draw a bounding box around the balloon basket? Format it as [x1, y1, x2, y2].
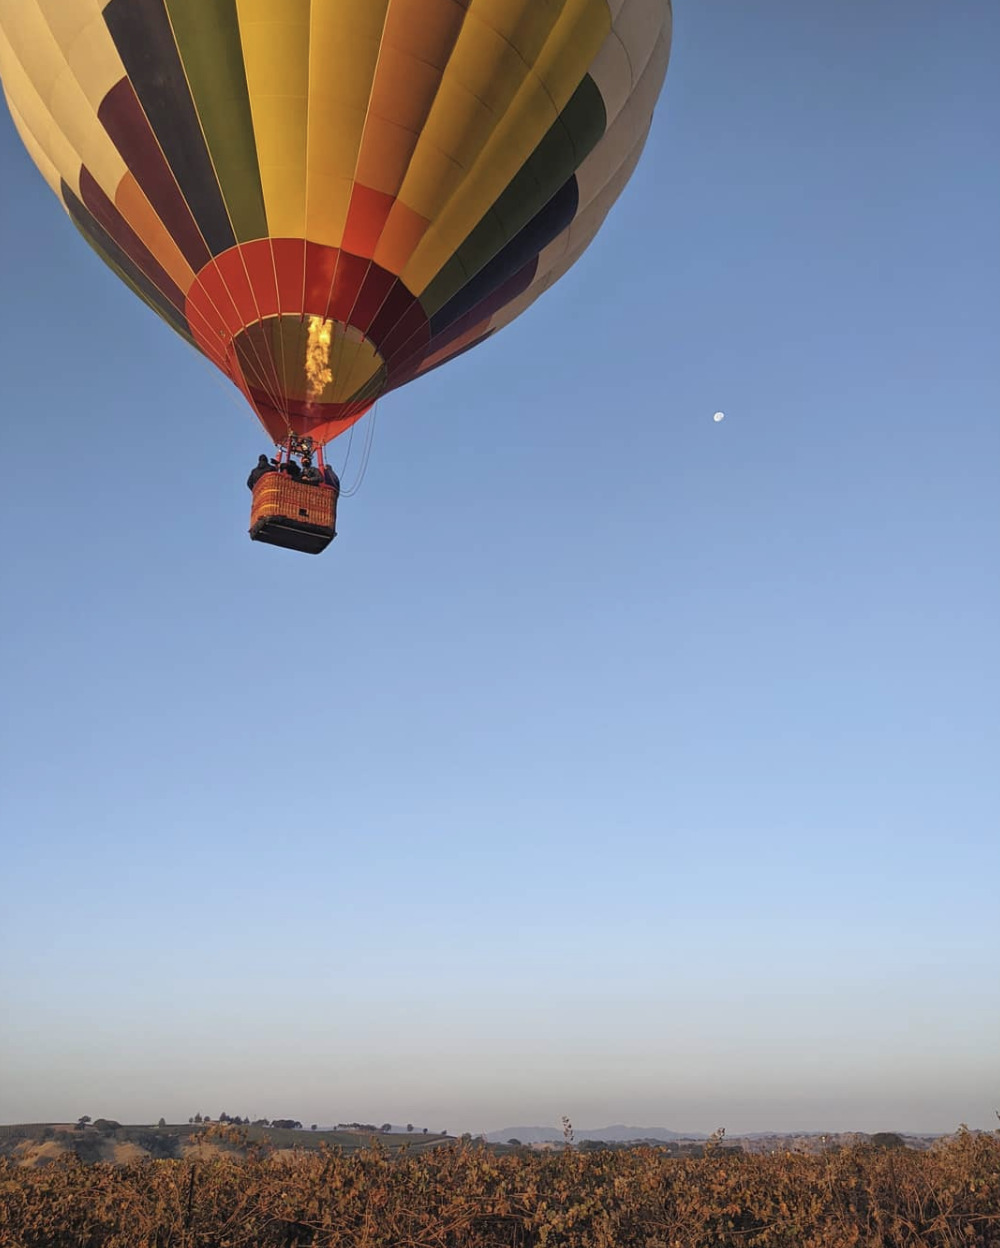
[249, 474, 338, 555]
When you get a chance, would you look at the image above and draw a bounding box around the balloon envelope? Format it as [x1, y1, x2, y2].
[1, 0, 671, 446]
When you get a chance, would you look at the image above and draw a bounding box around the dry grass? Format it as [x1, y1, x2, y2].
[0, 1126, 997, 1247]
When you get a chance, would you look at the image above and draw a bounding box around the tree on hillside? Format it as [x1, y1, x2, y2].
[157, 1118, 166, 1129]
[872, 1133, 907, 1150]
[422, 1128, 428, 1134]
[381, 1123, 392, 1133]
[407, 1124, 414, 1133]
[311, 1124, 317, 1131]
[508, 1139, 522, 1147]
[193, 1114, 202, 1124]
[76, 1116, 91, 1130]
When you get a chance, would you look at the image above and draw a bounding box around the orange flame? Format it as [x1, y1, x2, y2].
[305, 316, 334, 401]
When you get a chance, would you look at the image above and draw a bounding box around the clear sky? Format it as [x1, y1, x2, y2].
[1, 0, 997, 1137]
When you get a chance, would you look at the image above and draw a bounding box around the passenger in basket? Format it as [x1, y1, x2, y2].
[281, 458, 302, 481]
[323, 464, 341, 493]
[301, 462, 323, 486]
[246, 454, 276, 490]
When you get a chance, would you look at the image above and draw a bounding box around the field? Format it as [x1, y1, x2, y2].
[1, 1127, 997, 1246]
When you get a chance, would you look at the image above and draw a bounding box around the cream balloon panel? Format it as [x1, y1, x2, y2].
[3, 84, 65, 196]
[412, 17, 669, 382]
[567, 26, 669, 218]
[0, 0, 202, 304]
[0, 0, 127, 198]
[417, 120, 650, 383]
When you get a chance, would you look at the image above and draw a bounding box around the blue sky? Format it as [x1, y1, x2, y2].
[1, 0, 997, 1136]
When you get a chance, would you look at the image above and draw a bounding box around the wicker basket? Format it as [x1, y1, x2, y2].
[249, 473, 338, 554]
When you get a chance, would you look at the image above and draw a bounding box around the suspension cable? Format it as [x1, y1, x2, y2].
[336, 411, 359, 482]
[339, 402, 379, 498]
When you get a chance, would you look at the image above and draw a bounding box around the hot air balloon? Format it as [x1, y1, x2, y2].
[1, 0, 671, 552]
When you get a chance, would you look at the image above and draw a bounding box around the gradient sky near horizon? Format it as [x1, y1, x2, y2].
[1, 1, 997, 1137]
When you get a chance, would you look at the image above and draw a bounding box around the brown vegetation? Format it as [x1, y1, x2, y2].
[0, 1127, 997, 1247]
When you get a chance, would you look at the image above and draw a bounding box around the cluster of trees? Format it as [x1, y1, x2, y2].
[337, 1124, 434, 1135]
[187, 1114, 289, 1128]
[79, 1114, 442, 1138]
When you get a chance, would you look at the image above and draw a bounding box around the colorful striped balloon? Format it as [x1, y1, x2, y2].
[1, 0, 671, 447]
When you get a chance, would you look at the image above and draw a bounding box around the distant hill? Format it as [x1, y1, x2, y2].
[485, 1125, 706, 1144]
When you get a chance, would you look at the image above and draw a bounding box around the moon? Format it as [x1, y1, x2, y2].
[713, 411, 725, 423]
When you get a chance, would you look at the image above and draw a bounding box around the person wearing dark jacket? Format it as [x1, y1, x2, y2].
[281, 458, 302, 481]
[301, 463, 323, 485]
[323, 464, 341, 493]
[247, 453, 276, 490]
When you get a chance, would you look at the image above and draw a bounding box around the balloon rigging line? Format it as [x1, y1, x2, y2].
[337, 411, 359, 479]
[340, 405, 377, 498]
[234, 251, 287, 426]
[209, 260, 287, 426]
[233, 321, 287, 434]
[340, 402, 379, 498]
[265, 243, 293, 429]
[233, 343, 284, 434]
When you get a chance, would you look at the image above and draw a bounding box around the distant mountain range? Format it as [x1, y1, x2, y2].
[484, 1125, 707, 1144]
